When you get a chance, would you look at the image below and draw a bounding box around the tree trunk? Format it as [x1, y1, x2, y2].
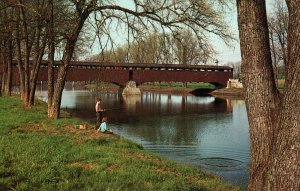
[237, 0, 300, 190]
[268, 1, 300, 190]
[29, 1, 47, 106]
[15, 12, 25, 100]
[0, 70, 2, 96]
[29, 32, 47, 106]
[19, 1, 33, 107]
[48, 13, 89, 119]
[1, 9, 12, 96]
[1, 53, 7, 94]
[47, 0, 54, 117]
[4, 41, 12, 96]
[270, 31, 278, 86]
[237, 0, 279, 190]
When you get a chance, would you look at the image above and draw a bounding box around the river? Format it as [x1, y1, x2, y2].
[36, 83, 250, 188]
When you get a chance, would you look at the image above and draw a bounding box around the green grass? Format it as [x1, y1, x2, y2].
[0, 96, 239, 191]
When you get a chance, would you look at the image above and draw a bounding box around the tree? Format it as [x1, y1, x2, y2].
[173, 30, 212, 65]
[236, 0, 299, 190]
[128, 33, 161, 64]
[48, 0, 232, 118]
[0, 2, 14, 96]
[47, 0, 55, 117]
[268, 0, 288, 82]
[1, 0, 50, 107]
[47, 1, 94, 118]
[89, 31, 214, 65]
[46, 0, 86, 116]
[88, 45, 128, 63]
[28, 1, 48, 107]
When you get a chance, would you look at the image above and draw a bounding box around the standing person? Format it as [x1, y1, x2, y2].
[95, 98, 104, 129]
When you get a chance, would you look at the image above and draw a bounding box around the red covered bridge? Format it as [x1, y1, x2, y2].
[12, 61, 233, 88]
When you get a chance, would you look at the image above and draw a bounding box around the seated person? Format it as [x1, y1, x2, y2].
[98, 117, 112, 133]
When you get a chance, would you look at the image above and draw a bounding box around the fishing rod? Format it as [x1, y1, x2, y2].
[102, 107, 126, 111]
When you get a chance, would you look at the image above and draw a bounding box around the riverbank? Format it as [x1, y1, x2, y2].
[210, 88, 244, 98]
[0, 96, 239, 190]
[140, 86, 193, 95]
[85, 83, 244, 97]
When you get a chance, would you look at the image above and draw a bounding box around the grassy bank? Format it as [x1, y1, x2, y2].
[86, 82, 215, 94]
[0, 96, 239, 191]
[140, 82, 215, 89]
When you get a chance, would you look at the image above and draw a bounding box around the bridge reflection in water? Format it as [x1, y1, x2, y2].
[35, 85, 249, 187]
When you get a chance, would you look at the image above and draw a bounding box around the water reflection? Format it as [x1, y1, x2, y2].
[36, 86, 249, 187]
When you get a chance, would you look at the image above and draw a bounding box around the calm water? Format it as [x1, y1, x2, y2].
[36, 83, 250, 187]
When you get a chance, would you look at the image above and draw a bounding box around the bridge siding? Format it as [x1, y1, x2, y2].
[132, 70, 231, 86]
[11, 64, 233, 87]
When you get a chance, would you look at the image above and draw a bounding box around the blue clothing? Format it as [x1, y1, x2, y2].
[99, 122, 108, 132]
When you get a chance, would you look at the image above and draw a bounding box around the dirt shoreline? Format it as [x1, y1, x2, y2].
[210, 88, 244, 98]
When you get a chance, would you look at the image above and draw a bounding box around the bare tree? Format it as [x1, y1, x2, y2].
[1, 0, 46, 107]
[268, 0, 288, 82]
[1, 0, 74, 108]
[88, 45, 128, 63]
[47, 0, 55, 116]
[48, 0, 232, 118]
[0, 3, 14, 96]
[89, 30, 214, 65]
[236, 0, 299, 190]
[28, 1, 49, 107]
[47, 0, 80, 115]
[128, 33, 161, 64]
[173, 30, 212, 65]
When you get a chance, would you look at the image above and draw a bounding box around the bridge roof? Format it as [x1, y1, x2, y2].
[13, 60, 232, 71]
[66, 61, 233, 71]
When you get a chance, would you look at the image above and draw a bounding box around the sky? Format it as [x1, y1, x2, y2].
[88, 0, 277, 65]
[213, 0, 275, 64]
[213, 5, 240, 64]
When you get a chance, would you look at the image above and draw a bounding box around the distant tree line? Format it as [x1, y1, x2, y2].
[268, 0, 288, 81]
[88, 30, 213, 65]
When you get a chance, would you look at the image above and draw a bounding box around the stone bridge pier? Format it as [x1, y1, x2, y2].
[121, 81, 141, 95]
